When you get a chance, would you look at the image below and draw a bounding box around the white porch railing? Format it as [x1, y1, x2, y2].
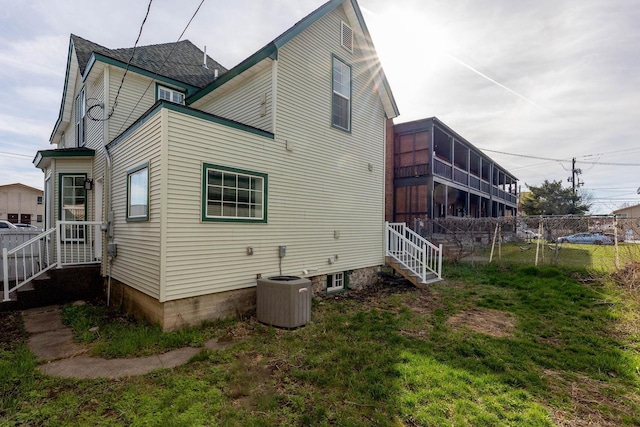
[2, 221, 101, 302]
[385, 222, 443, 284]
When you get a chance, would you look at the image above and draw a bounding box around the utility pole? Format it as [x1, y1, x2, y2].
[567, 157, 584, 213]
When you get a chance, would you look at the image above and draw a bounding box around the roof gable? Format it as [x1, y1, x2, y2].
[187, 0, 398, 118]
[50, 34, 229, 144]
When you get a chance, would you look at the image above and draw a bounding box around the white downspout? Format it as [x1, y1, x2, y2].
[103, 66, 115, 306]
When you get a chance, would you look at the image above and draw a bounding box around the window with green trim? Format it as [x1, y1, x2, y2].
[127, 163, 149, 221]
[203, 164, 267, 222]
[332, 57, 351, 131]
[157, 85, 185, 105]
[327, 272, 348, 293]
[60, 175, 86, 241]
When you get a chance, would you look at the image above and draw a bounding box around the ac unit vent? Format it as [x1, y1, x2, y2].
[341, 21, 353, 52]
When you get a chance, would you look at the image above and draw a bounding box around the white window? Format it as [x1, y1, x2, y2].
[327, 272, 346, 293]
[203, 164, 267, 222]
[158, 85, 185, 105]
[37, 196, 43, 204]
[127, 164, 149, 221]
[332, 57, 351, 131]
[60, 175, 86, 241]
[75, 89, 86, 147]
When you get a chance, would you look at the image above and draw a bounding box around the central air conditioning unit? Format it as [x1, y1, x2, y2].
[256, 276, 312, 328]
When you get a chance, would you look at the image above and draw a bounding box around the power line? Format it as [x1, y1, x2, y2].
[476, 148, 569, 163]
[87, 0, 154, 122]
[0, 151, 32, 159]
[116, 0, 206, 135]
[478, 147, 640, 166]
[109, 0, 154, 119]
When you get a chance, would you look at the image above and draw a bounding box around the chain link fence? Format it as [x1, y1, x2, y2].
[412, 215, 640, 272]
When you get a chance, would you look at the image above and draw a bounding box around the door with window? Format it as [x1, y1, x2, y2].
[60, 174, 87, 241]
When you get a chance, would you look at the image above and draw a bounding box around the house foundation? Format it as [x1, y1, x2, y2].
[107, 265, 381, 331]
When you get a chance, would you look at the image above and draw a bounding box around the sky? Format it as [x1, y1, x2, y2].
[1, 0, 639, 214]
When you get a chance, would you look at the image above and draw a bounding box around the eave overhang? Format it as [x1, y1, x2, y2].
[33, 147, 95, 170]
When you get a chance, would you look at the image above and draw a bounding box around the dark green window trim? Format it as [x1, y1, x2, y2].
[331, 54, 352, 133]
[126, 162, 150, 222]
[155, 83, 185, 104]
[58, 173, 88, 243]
[326, 271, 349, 294]
[201, 163, 268, 223]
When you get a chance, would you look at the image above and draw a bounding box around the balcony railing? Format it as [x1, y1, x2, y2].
[434, 158, 452, 179]
[453, 168, 468, 185]
[395, 163, 429, 178]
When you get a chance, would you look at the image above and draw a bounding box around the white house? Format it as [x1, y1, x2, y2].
[31, 0, 403, 330]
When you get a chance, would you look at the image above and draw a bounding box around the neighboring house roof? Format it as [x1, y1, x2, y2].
[71, 34, 228, 89]
[0, 183, 43, 193]
[187, 0, 399, 119]
[613, 203, 640, 216]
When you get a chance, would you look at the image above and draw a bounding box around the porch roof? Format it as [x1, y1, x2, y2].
[33, 147, 95, 170]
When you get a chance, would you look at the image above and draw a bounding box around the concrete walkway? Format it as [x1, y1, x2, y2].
[23, 305, 232, 379]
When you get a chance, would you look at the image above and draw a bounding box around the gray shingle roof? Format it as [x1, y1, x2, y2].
[71, 34, 227, 88]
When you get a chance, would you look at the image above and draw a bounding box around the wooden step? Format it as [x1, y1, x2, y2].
[386, 256, 443, 289]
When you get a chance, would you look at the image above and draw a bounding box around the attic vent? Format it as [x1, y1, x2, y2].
[341, 21, 353, 52]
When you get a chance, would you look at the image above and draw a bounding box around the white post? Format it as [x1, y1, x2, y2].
[3, 248, 9, 301]
[56, 221, 62, 268]
[422, 245, 426, 282]
[437, 243, 443, 279]
[384, 221, 389, 256]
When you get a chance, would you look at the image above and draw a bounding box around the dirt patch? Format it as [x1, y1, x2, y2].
[446, 308, 516, 338]
[0, 310, 26, 349]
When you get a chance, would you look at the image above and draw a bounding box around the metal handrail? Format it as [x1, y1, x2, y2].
[2, 221, 102, 302]
[386, 222, 442, 283]
[3, 228, 57, 301]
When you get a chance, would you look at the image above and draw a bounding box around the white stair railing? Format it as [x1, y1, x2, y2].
[2, 228, 57, 302]
[385, 222, 443, 283]
[2, 221, 102, 302]
[56, 221, 102, 267]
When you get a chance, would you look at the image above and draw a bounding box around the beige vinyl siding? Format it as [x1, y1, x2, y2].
[274, 7, 386, 264]
[84, 71, 107, 192]
[107, 69, 156, 142]
[194, 63, 273, 132]
[161, 6, 386, 301]
[108, 113, 163, 299]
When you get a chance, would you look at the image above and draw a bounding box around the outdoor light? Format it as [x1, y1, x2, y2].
[84, 178, 94, 191]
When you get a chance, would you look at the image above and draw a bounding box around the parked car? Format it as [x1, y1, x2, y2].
[14, 223, 41, 232]
[517, 229, 541, 240]
[556, 232, 613, 245]
[603, 233, 623, 242]
[0, 220, 18, 230]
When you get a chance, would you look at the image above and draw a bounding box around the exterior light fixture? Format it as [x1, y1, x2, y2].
[84, 178, 94, 190]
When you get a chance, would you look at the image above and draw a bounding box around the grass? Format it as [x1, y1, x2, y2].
[60, 304, 228, 358]
[1, 263, 639, 426]
[469, 240, 640, 272]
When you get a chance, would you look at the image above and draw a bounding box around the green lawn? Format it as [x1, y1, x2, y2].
[1, 264, 639, 426]
[469, 241, 640, 272]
